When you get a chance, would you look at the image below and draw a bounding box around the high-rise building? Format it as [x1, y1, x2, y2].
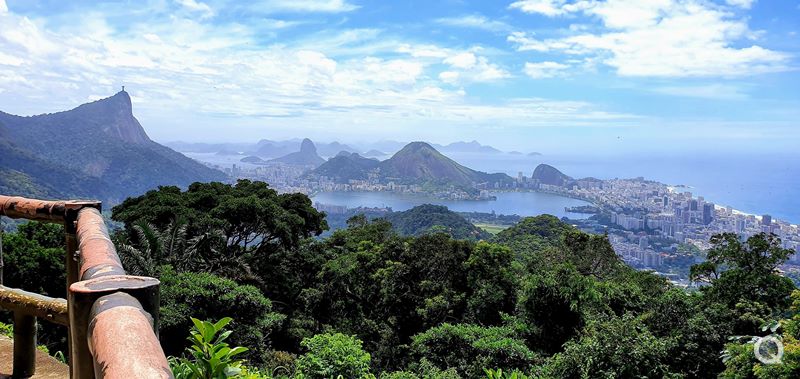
[762, 214, 772, 226]
[689, 199, 698, 211]
[639, 235, 648, 250]
[703, 203, 714, 225]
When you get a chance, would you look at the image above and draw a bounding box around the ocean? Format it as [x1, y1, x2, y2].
[446, 152, 800, 224]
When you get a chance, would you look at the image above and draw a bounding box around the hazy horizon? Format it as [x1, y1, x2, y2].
[1, 0, 798, 154]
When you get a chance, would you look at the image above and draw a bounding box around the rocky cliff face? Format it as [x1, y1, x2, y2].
[270, 138, 325, 167]
[71, 90, 151, 144]
[0, 91, 225, 201]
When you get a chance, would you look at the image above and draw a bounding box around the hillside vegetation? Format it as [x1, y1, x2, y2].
[2, 180, 797, 378]
[0, 91, 225, 202]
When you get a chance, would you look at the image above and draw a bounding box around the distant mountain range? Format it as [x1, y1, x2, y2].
[167, 138, 535, 158]
[310, 141, 513, 189]
[0, 91, 225, 202]
[433, 140, 502, 154]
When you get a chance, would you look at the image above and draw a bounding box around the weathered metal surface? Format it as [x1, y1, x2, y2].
[87, 293, 171, 379]
[13, 312, 37, 378]
[0, 195, 100, 223]
[69, 275, 160, 294]
[0, 194, 168, 378]
[75, 208, 125, 281]
[0, 286, 69, 326]
[68, 275, 161, 379]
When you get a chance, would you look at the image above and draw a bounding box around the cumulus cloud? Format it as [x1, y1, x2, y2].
[176, 0, 213, 18]
[652, 84, 750, 100]
[508, 0, 789, 77]
[251, 0, 359, 13]
[0, 0, 7, 13]
[524, 61, 569, 78]
[0, 0, 639, 142]
[435, 14, 511, 32]
[441, 52, 511, 83]
[726, 0, 756, 9]
[508, 0, 572, 17]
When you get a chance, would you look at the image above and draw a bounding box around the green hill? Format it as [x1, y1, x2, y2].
[532, 163, 573, 187]
[0, 91, 225, 202]
[312, 152, 379, 181]
[384, 204, 492, 240]
[378, 142, 509, 187]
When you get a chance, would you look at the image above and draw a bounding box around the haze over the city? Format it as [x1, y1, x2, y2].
[1, 0, 798, 154]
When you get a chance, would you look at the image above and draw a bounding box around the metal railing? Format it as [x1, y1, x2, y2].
[0, 195, 171, 378]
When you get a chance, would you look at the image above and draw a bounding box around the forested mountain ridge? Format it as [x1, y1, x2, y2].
[0, 91, 225, 202]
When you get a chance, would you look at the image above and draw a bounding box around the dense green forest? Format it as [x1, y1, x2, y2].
[1, 180, 798, 378]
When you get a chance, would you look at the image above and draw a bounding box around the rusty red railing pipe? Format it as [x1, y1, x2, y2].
[0, 194, 169, 378]
[87, 292, 170, 378]
[0, 195, 99, 223]
[76, 208, 126, 280]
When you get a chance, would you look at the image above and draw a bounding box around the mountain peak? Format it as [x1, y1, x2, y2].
[300, 138, 317, 154]
[532, 164, 572, 187]
[70, 90, 150, 144]
[399, 141, 436, 152]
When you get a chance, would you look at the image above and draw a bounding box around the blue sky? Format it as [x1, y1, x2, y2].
[0, 0, 798, 154]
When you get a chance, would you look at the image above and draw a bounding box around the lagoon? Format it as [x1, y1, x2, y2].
[311, 191, 593, 219]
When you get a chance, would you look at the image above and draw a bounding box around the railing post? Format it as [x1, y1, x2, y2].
[69, 275, 161, 378]
[12, 312, 36, 378]
[64, 214, 80, 376]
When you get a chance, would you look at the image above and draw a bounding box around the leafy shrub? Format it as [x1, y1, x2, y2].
[295, 333, 373, 378]
[483, 368, 530, 379]
[411, 324, 537, 377]
[170, 317, 249, 379]
[160, 266, 285, 362]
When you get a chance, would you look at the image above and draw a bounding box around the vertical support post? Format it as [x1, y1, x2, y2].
[1, 215, 5, 286]
[68, 287, 94, 379]
[64, 215, 81, 377]
[12, 312, 36, 378]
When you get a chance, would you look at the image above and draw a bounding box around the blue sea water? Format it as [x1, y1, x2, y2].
[447, 152, 800, 224]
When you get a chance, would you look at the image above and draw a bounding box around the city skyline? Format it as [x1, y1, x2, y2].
[0, 0, 799, 153]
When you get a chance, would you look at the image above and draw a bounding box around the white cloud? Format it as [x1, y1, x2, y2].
[441, 52, 511, 83]
[176, 0, 212, 14]
[0, 0, 640, 142]
[726, 0, 756, 9]
[444, 52, 477, 69]
[435, 15, 511, 32]
[508, 0, 790, 77]
[250, 0, 359, 13]
[652, 84, 749, 100]
[0, 51, 24, 66]
[524, 61, 569, 78]
[0, 0, 7, 13]
[396, 44, 449, 58]
[508, 0, 570, 17]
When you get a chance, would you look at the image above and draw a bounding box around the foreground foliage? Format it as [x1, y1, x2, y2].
[4, 180, 796, 377]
